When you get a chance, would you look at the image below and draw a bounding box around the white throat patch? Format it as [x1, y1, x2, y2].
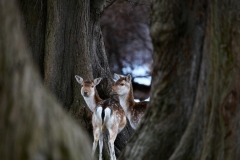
[83, 96, 97, 112]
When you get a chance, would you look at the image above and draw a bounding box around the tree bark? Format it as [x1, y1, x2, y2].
[120, 0, 240, 160]
[19, 0, 113, 131]
[0, 0, 92, 159]
[18, 0, 134, 158]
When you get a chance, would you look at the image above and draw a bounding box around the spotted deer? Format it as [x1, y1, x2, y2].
[111, 73, 148, 129]
[75, 75, 126, 160]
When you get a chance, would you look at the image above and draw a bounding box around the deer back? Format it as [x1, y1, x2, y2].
[97, 98, 126, 131]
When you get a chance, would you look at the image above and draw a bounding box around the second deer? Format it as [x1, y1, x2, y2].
[112, 73, 148, 129]
[75, 75, 126, 160]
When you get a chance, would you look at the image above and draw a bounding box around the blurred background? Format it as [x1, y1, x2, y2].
[101, 0, 152, 101]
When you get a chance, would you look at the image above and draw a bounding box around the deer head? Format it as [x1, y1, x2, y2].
[112, 73, 132, 96]
[75, 75, 102, 97]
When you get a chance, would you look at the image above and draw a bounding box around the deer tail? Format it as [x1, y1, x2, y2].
[101, 107, 112, 131]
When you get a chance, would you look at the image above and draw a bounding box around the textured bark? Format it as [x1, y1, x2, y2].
[44, 0, 92, 112]
[89, 0, 113, 99]
[18, 0, 134, 158]
[120, 0, 240, 160]
[18, 0, 47, 78]
[0, 0, 92, 159]
[19, 0, 113, 131]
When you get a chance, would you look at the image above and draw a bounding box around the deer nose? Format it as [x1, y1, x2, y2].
[110, 90, 113, 95]
[84, 91, 88, 95]
[110, 90, 117, 96]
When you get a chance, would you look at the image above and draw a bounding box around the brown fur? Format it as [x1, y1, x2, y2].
[82, 80, 102, 102]
[76, 76, 126, 160]
[97, 98, 126, 130]
[112, 76, 148, 129]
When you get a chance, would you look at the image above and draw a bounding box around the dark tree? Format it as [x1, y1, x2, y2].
[120, 0, 240, 159]
[0, 0, 92, 159]
[18, 0, 133, 158]
[19, 0, 112, 126]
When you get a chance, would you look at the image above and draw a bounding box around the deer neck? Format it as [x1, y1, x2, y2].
[119, 84, 135, 118]
[83, 90, 102, 112]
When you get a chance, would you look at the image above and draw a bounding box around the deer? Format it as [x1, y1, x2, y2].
[75, 75, 102, 112]
[111, 73, 148, 130]
[75, 75, 126, 160]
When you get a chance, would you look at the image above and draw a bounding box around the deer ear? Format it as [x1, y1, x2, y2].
[113, 73, 121, 81]
[126, 74, 132, 82]
[94, 77, 102, 85]
[75, 75, 83, 84]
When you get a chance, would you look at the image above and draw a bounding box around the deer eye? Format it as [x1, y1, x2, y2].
[120, 83, 124, 86]
[92, 86, 94, 88]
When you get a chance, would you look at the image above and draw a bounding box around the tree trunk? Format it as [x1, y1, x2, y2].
[120, 0, 240, 160]
[19, 0, 113, 131]
[18, 0, 134, 158]
[18, 0, 47, 78]
[0, 0, 92, 159]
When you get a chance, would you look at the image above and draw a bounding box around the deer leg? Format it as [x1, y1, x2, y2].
[108, 141, 116, 160]
[98, 132, 103, 160]
[92, 139, 98, 157]
[92, 140, 98, 156]
[107, 135, 112, 157]
[92, 127, 100, 157]
[108, 128, 118, 160]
